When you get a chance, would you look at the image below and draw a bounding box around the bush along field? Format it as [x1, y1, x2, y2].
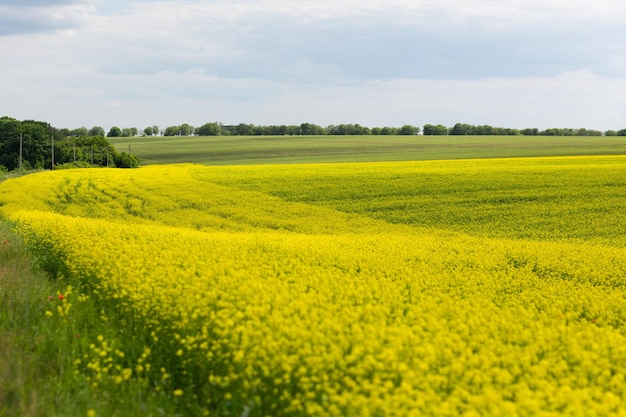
[1, 156, 626, 416]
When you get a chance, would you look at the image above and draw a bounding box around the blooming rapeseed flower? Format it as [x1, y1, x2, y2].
[1, 157, 626, 415]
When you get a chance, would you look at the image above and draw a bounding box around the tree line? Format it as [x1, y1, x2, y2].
[3, 115, 626, 172]
[0, 116, 138, 171]
[104, 122, 626, 138]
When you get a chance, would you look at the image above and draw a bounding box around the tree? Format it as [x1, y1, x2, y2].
[55, 135, 137, 168]
[422, 124, 448, 135]
[540, 128, 576, 136]
[299, 123, 325, 135]
[330, 124, 371, 135]
[164, 124, 193, 136]
[574, 128, 602, 136]
[521, 128, 539, 136]
[70, 127, 89, 137]
[179, 124, 193, 136]
[143, 126, 154, 137]
[0, 118, 64, 170]
[89, 126, 105, 137]
[0, 117, 139, 170]
[121, 127, 138, 137]
[274, 125, 289, 135]
[107, 126, 122, 137]
[164, 126, 179, 136]
[399, 125, 420, 135]
[0, 117, 23, 170]
[113, 152, 140, 168]
[475, 125, 493, 135]
[232, 123, 253, 136]
[449, 123, 473, 135]
[195, 122, 222, 136]
[153, 126, 160, 136]
[59, 135, 116, 166]
[380, 127, 398, 135]
[286, 125, 301, 135]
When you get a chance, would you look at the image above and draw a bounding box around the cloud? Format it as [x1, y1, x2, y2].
[51, 0, 621, 83]
[0, 1, 95, 35]
[0, 0, 85, 5]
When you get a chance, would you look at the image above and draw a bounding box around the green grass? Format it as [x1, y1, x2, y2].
[0, 221, 189, 416]
[108, 135, 626, 165]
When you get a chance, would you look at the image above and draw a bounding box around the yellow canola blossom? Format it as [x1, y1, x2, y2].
[2, 160, 626, 416]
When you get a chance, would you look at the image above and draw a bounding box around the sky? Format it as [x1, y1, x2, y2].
[1, 0, 626, 132]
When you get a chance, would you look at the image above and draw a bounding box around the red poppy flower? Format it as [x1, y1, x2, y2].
[58, 294, 65, 300]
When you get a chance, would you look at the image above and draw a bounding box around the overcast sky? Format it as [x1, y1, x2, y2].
[1, 0, 626, 131]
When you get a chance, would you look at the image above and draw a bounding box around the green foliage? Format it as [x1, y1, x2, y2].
[164, 124, 193, 136]
[194, 122, 222, 136]
[522, 128, 539, 136]
[143, 126, 155, 136]
[539, 127, 603, 136]
[54, 161, 93, 170]
[299, 122, 326, 135]
[0, 116, 139, 171]
[89, 126, 106, 137]
[398, 124, 420, 135]
[55, 135, 118, 167]
[121, 127, 138, 137]
[0, 221, 190, 416]
[0, 117, 61, 171]
[422, 124, 449, 135]
[113, 152, 140, 168]
[449, 122, 521, 135]
[107, 126, 122, 137]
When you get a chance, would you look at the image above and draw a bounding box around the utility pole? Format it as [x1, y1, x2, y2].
[19, 132, 23, 173]
[91, 144, 94, 165]
[73, 141, 76, 163]
[51, 137, 55, 170]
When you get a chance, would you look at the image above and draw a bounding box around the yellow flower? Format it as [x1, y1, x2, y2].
[4, 157, 626, 416]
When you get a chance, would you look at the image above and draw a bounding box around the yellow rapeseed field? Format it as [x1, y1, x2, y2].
[1, 157, 626, 416]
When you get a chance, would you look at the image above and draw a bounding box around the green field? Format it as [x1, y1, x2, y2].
[108, 135, 626, 165]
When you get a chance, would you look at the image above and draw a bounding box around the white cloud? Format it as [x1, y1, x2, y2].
[0, 1, 96, 35]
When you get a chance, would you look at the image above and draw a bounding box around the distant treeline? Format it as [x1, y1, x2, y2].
[103, 122, 626, 137]
[3, 114, 626, 171]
